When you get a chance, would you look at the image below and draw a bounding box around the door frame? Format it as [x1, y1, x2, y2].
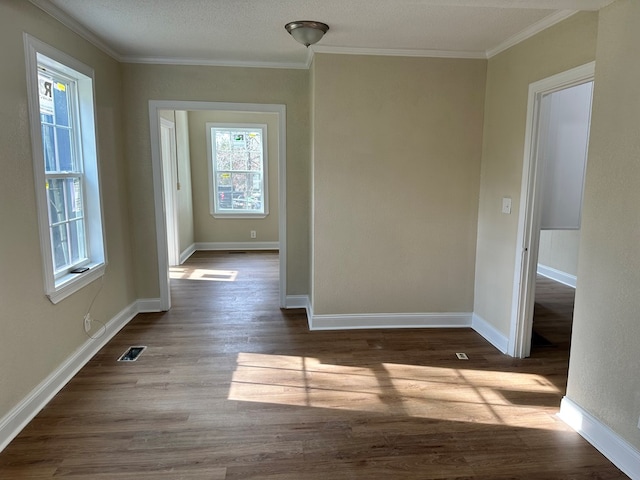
[149, 101, 287, 311]
[159, 117, 180, 266]
[508, 62, 595, 358]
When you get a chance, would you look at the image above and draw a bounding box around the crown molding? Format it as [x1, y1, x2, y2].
[120, 55, 309, 70]
[28, 0, 123, 61]
[311, 45, 487, 60]
[486, 9, 578, 58]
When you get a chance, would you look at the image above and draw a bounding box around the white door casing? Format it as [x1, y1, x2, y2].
[509, 62, 595, 358]
[160, 117, 180, 267]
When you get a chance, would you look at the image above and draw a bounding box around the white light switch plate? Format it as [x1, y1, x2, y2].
[502, 197, 512, 214]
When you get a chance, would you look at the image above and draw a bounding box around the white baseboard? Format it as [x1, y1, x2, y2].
[0, 300, 141, 453]
[136, 297, 163, 313]
[309, 311, 472, 331]
[285, 295, 310, 310]
[472, 313, 509, 354]
[195, 242, 279, 251]
[559, 397, 640, 479]
[537, 264, 577, 288]
[179, 243, 196, 264]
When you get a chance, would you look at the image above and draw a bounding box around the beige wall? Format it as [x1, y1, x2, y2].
[310, 54, 486, 315]
[121, 63, 310, 297]
[473, 12, 598, 333]
[188, 110, 279, 244]
[538, 230, 580, 276]
[567, 0, 640, 450]
[0, 1, 135, 417]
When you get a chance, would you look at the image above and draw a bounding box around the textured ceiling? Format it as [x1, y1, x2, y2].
[31, 0, 614, 67]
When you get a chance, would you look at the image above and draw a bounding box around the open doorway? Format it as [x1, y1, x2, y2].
[149, 101, 287, 311]
[509, 63, 594, 358]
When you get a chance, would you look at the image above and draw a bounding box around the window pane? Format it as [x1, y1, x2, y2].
[217, 172, 232, 187]
[248, 173, 262, 193]
[231, 173, 247, 210]
[68, 219, 86, 264]
[248, 173, 262, 210]
[210, 126, 265, 215]
[248, 152, 262, 171]
[246, 132, 262, 151]
[50, 223, 69, 270]
[231, 150, 248, 170]
[56, 128, 73, 172]
[66, 177, 83, 220]
[215, 131, 230, 151]
[231, 132, 246, 149]
[216, 151, 231, 171]
[47, 178, 67, 224]
[53, 82, 70, 127]
[217, 173, 232, 209]
[41, 124, 56, 172]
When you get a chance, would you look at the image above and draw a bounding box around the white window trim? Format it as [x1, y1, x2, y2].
[206, 122, 269, 219]
[24, 33, 106, 304]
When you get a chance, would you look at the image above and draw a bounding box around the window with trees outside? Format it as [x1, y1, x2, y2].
[207, 123, 268, 217]
[25, 35, 105, 304]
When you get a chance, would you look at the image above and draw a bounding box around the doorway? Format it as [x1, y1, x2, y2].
[509, 62, 595, 358]
[149, 101, 287, 311]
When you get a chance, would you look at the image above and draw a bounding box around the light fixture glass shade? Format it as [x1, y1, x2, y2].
[285, 21, 329, 47]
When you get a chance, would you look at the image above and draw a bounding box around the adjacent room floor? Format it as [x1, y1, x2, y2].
[0, 251, 625, 479]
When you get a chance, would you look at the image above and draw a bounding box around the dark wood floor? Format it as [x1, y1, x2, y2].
[0, 252, 625, 479]
[532, 275, 576, 353]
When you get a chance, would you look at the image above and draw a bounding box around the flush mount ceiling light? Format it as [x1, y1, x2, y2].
[284, 21, 330, 47]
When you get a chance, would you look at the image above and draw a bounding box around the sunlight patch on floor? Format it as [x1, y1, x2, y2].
[170, 267, 238, 282]
[228, 352, 565, 430]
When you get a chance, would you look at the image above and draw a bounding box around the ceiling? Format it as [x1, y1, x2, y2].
[30, 0, 614, 69]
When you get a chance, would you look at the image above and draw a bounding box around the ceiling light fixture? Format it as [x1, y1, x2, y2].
[284, 21, 329, 47]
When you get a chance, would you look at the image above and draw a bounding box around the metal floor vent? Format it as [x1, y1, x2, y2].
[118, 346, 146, 362]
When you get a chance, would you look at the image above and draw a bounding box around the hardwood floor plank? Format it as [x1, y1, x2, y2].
[0, 252, 626, 478]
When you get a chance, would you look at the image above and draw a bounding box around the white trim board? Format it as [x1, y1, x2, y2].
[309, 312, 472, 331]
[559, 397, 640, 479]
[0, 298, 160, 453]
[307, 308, 510, 356]
[486, 10, 577, 58]
[537, 264, 577, 288]
[179, 243, 196, 264]
[285, 295, 310, 310]
[195, 242, 279, 251]
[471, 313, 509, 354]
[136, 298, 163, 313]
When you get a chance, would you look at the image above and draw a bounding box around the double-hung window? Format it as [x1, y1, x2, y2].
[24, 34, 105, 303]
[207, 123, 268, 218]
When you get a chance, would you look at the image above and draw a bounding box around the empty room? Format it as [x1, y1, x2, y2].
[1, 0, 639, 478]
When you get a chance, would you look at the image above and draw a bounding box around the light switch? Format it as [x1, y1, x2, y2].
[502, 197, 512, 214]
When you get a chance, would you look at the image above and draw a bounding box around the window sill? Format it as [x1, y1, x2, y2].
[47, 262, 105, 304]
[212, 212, 269, 219]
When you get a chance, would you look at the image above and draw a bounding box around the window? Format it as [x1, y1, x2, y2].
[24, 34, 105, 304]
[207, 123, 268, 217]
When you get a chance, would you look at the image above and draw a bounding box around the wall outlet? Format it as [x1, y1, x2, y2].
[637, 415, 640, 430]
[250, 230, 257, 239]
[84, 314, 92, 333]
